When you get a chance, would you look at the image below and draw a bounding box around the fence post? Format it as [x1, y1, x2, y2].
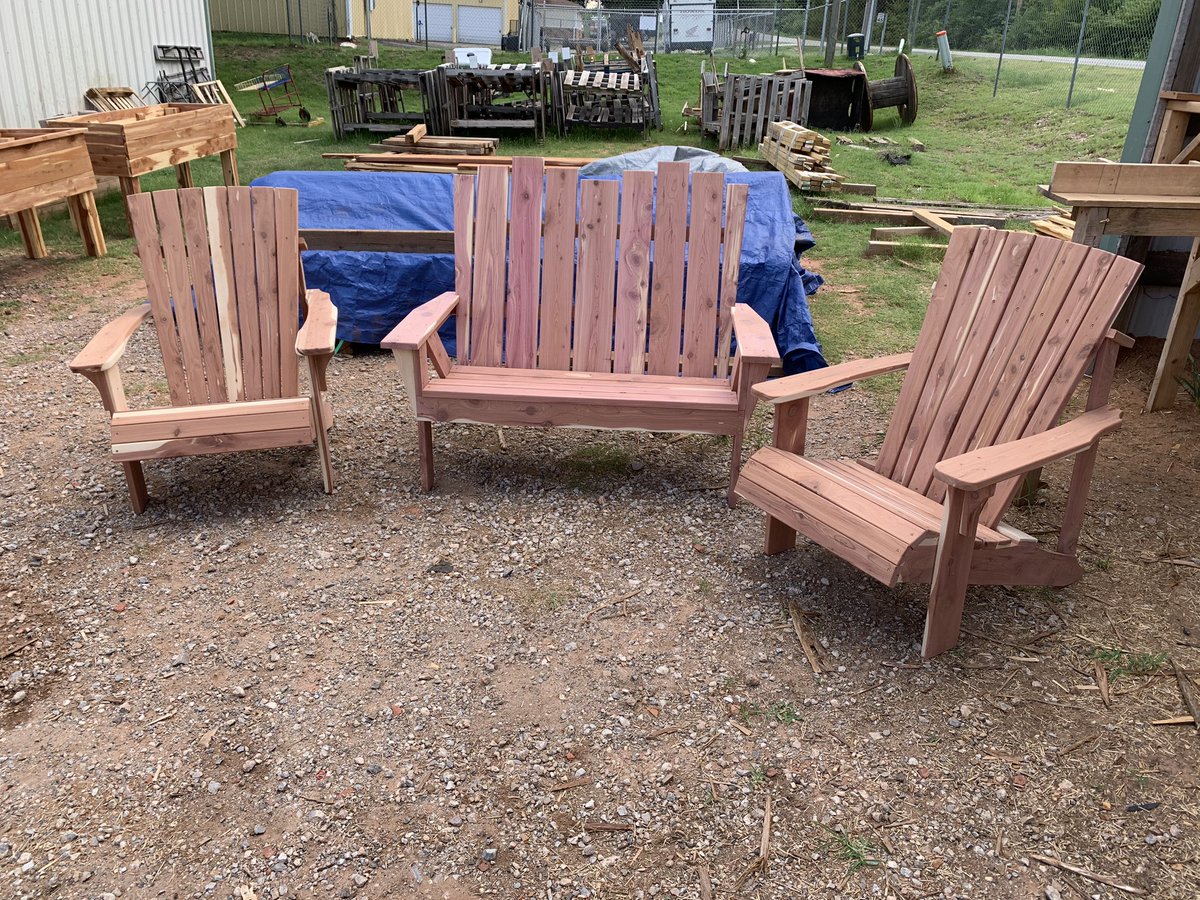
[908, 0, 920, 51]
[803, 2, 810, 57]
[1067, 0, 1093, 109]
[993, 0, 1014, 98]
[826, 0, 842, 65]
[820, 1, 829, 57]
[286, 0, 294, 42]
[943, 0, 951, 29]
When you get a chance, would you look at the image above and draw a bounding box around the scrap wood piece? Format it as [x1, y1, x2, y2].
[787, 601, 830, 674]
[1029, 854, 1146, 896]
[1093, 660, 1111, 707]
[1171, 658, 1200, 730]
[1152, 714, 1196, 725]
[865, 240, 947, 259]
[698, 865, 714, 900]
[911, 208, 956, 237]
[550, 775, 593, 792]
[581, 821, 633, 832]
[404, 123, 427, 143]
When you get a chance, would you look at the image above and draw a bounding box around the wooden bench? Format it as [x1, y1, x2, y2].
[382, 158, 780, 503]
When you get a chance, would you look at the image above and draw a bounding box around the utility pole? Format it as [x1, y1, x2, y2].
[825, 0, 843, 66]
[363, 0, 373, 44]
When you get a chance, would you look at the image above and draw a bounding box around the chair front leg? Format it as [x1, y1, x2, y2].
[763, 397, 811, 554]
[307, 353, 335, 493]
[923, 485, 994, 658]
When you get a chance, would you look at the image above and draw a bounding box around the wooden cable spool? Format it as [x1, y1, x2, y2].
[853, 53, 918, 131]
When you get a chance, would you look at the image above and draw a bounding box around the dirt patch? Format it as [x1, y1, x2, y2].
[0, 250, 1197, 899]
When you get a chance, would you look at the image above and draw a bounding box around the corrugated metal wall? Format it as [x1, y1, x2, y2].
[0, 0, 213, 128]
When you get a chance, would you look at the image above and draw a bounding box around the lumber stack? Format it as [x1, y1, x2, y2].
[324, 151, 595, 173]
[370, 124, 498, 156]
[1031, 210, 1076, 241]
[758, 121, 844, 193]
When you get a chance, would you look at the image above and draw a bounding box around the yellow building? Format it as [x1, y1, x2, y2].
[210, 0, 522, 45]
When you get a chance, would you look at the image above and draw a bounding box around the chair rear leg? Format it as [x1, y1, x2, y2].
[418, 420, 435, 491]
[123, 462, 148, 514]
[726, 431, 744, 508]
[765, 516, 797, 555]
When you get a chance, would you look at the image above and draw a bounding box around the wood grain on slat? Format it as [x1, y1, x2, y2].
[875, 228, 983, 478]
[612, 170, 654, 375]
[538, 166, 579, 370]
[647, 161, 689, 375]
[177, 188, 228, 403]
[226, 187, 264, 400]
[453, 173, 476, 361]
[905, 231, 1036, 496]
[151, 190, 210, 402]
[203, 186, 243, 401]
[506, 156, 543, 369]
[572, 178, 619, 373]
[681, 172, 724, 377]
[128, 194, 189, 406]
[469, 166, 509, 367]
[274, 189, 301, 396]
[251, 187, 281, 397]
[717, 183, 749, 378]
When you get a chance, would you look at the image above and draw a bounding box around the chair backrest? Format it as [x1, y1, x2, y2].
[453, 158, 750, 378]
[128, 186, 302, 407]
[875, 228, 1142, 526]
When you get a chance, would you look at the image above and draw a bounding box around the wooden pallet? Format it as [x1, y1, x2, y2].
[325, 65, 425, 139]
[190, 79, 245, 127]
[85, 87, 143, 113]
[702, 73, 810, 151]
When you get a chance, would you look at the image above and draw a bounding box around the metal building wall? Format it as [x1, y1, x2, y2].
[209, 0, 348, 40]
[0, 0, 213, 128]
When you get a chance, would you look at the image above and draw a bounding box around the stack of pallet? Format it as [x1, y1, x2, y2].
[758, 121, 843, 193]
[370, 125, 497, 156]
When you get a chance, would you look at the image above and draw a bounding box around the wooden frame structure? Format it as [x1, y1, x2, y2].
[422, 65, 548, 140]
[325, 66, 426, 139]
[1045, 161, 1200, 412]
[47, 104, 238, 207]
[69, 187, 337, 513]
[382, 159, 779, 503]
[735, 229, 1143, 658]
[0, 128, 105, 259]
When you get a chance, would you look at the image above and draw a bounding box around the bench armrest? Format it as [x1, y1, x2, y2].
[297, 290, 338, 357]
[381, 292, 459, 352]
[934, 406, 1123, 491]
[69, 304, 152, 373]
[753, 352, 913, 404]
[731, 304, 780, 365]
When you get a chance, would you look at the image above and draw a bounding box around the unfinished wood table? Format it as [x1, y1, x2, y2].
[0, 128, 105, 259]
[1045, 161, 1200, 412]
[46, 104, 238, 209]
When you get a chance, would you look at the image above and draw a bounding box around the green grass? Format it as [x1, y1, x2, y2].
[1092, 649, 1167, 680]
[0, 34, 1142, 373]
[821, 826, 882, 875]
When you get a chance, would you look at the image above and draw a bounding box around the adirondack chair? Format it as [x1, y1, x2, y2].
[69, 186, 338, 513]
[734, 229, 1143, 658]
[381, 158, 780, 502]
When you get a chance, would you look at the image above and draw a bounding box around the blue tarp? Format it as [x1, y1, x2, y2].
[253, 170, 827, 374]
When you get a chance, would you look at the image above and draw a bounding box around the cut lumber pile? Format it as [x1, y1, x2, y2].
[324, 151, 595, 173]
[1031, 209, 1076, 241]
[758, 121, 844, 193]
[369, 124, 498, 155]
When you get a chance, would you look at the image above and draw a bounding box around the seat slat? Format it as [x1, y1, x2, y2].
[717, 183, 749, 377]
[875, 228, 982, 479]
[538, 167, 579, 370]
[203, 186, 243, 401]
[612, 169, 654, 375]
[152, 190, 211, 403]
[227, 187, 264, 400]
[506, 156, 543, 369]
[251, 187, 281, 398]
[572, 178, 619, 372]
[646, 161, 689, 376]
[681, 172, 724, 377]
[112, 427, 314, 462]
[448, 365, 727, 387]
[128, 194, 189, 406]
[111, 397, 312, 443]
[453, 173, 476, 362]
[177, 188, 229, 404]
[275, 189, 301, 396]
[469, 165, 509, 367]
[422, 371, 739, 409]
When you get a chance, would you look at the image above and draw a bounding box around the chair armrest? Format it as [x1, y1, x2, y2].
[934, 406, 1122, 491]
[380, 292, 459, 351]
[730, 304, 780, 365]
[753, 352, 913, 404]
[69, 303, 152, 373]
[1107, 328, 1134, 349]
[297, 290, 338, 357]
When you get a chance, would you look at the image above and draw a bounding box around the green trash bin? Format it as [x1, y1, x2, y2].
[847, 33, 865, 61]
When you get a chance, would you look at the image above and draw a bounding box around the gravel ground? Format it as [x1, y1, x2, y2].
[1, 251, 1198, 900]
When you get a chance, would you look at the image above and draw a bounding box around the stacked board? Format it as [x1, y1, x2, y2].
[758, 121, 843, 193]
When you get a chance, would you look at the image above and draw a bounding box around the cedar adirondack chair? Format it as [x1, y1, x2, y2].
[69, 186, 338, 513]
[381, 158, 780, 502]
[734, 228, 1143, 658]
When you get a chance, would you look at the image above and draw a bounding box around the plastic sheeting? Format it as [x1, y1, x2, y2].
[253, 169, 826, 374]
[579, 146, 748, 177]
